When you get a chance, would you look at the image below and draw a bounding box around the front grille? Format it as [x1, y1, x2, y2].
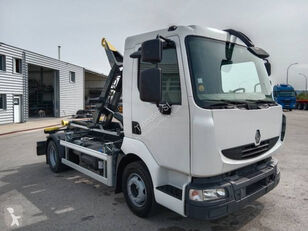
[246, 173, 275, 196]
[222, 137, 279, 160]
[282, 100, 290, 105]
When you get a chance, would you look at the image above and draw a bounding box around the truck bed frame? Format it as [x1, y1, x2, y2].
[38, 39, 124, 188]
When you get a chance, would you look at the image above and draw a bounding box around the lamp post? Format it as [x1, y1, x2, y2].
[298, 73, 307, 92]
[58, 46, 61, 60]
[286, 62, 298, 84]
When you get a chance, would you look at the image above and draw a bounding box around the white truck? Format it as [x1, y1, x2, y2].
[37, 25, 285, 220]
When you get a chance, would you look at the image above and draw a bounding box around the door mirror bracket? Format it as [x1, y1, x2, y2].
[158, 103, 172, 115]
[264, 59, 271, 76]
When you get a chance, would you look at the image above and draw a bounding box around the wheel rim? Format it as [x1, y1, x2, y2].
[127, 173, 147, 207]
[49, 145, 57, 167]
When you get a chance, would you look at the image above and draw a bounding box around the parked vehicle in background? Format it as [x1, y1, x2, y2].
[296, 92, 308, 110]
[273, 84, 296, 110]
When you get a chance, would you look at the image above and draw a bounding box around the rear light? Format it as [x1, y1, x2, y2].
[281, 114, 286, 141]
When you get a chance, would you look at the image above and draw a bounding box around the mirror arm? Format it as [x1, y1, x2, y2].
[156, 35, 175, 48]
[264, 59, 271, 76]
[130, 50, 141, 59]
[130, 35, 175, 59]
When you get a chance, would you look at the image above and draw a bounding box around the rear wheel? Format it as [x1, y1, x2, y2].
[47, 140, 67, 173]
[122, 161, 156, 217]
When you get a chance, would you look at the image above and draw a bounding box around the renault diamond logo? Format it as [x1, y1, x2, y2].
[255, 129, 261, 145]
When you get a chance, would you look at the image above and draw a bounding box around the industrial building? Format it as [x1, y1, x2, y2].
[0, 42, 105, 124]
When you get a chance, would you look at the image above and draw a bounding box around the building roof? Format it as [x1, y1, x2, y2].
[0, 42, 104, 76]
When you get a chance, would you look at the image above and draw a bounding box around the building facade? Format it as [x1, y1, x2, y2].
[0, 42, 104, 124]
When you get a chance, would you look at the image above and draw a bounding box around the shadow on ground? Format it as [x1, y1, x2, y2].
[0, 163, 264, 231]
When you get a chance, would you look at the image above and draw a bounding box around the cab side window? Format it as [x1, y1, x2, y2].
[139, 47, 181, 105]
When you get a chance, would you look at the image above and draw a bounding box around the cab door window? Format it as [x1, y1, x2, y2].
[139, 47, 181, 105]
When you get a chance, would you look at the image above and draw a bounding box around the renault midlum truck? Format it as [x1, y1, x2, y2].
[37, 25, 285, 220]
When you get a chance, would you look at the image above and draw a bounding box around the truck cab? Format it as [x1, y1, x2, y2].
[273, 84, 296, 110]
[37, 25, 284, 220]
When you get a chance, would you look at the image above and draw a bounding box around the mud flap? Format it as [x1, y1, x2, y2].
[36, 141, 47, 156]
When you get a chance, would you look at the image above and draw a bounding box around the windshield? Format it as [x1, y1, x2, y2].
[186, 36, 273, 108]
[275, 91, 296, 97]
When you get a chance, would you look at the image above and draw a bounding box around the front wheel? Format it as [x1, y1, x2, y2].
[122, 161, 156, 217]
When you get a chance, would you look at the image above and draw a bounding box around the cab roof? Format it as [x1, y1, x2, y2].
[125, 25, 246, 49]
[274, 84, 294, 90]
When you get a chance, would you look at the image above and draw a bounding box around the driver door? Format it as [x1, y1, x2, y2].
[131, 36, 190, 174]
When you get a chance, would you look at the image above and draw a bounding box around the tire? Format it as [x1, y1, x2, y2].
[122, 161, 156, 217]
[47, 140, 67, 173]
[296, 103, 299, 109]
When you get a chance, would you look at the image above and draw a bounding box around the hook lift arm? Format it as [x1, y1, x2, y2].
[92, 38, 124, 128]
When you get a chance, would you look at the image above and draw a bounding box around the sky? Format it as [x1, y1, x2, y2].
[0, 0, 308, 90]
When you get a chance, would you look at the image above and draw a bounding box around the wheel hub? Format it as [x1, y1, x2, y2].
[49, 145, 57, 167]
[127, 173, 147, 207]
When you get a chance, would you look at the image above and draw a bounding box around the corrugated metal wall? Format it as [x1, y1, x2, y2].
[0, 44, 24, 124]
[0, 42, 85, 124]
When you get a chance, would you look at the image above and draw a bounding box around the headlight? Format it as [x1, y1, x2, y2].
[189, 188, 227, 201]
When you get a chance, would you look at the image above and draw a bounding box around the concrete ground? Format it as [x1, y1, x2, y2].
[0, 111, 307, 231]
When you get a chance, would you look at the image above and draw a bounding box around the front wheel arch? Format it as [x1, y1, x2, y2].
[122, 160, 157, 217]
[115, 153, 148, 193]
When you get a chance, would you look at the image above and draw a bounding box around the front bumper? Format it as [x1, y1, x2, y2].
[185, 158, 280, 220]
[279, 101, 296, 109]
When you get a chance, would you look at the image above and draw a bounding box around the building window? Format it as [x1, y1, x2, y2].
[138, 47, 181, 105]
[0, 94, 7, 110]
[69, 71, 76, 83]
[13, 58, 22, 74]
[0, 55, 6, 71]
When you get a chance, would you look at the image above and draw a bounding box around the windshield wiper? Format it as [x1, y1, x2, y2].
[246, 99, 277, 105]
[206, 99, 276, 109]
[209, 102, 236, 109]
[219, 99, 248, 105]
[207, 100, 246, 109]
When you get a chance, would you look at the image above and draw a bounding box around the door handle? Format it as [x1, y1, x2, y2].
[132, 121, 141, 135]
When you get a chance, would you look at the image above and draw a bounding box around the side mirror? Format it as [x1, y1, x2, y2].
[141, 39, 162, 63]
[139, 68, 161, 103]
[264, 60, 271, 76]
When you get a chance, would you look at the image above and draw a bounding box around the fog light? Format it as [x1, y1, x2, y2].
[189, 188, 226, 201]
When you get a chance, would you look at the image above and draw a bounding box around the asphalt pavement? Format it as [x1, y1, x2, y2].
[0, 111, 307, 231]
